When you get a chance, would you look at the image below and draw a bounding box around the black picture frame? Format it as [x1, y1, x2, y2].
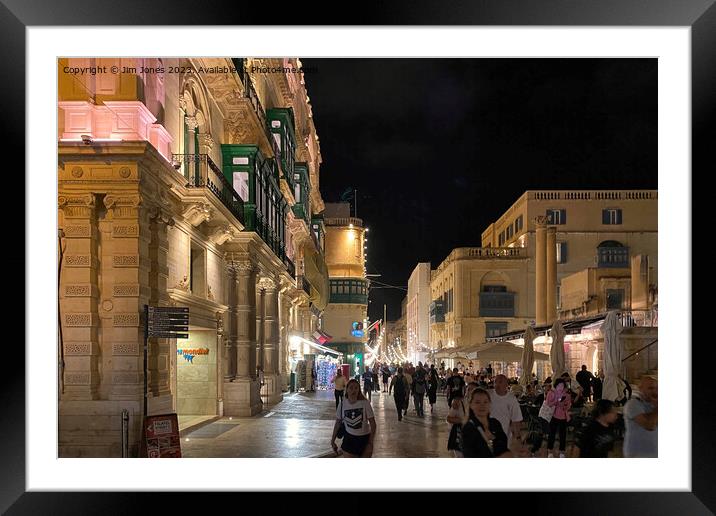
[4, 0, 712, 513]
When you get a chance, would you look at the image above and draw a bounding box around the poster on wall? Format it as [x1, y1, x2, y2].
[143, 413, 182, 458]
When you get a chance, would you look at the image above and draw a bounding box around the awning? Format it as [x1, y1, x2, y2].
[303, 242, 329, 311]
[487, 314, 609, 342]
[473, 341, 549, 363]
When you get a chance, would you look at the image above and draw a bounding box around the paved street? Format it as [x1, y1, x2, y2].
[181, 389, 453, 458]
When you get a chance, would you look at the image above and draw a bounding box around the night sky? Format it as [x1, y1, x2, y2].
[301, 59, 657, 322]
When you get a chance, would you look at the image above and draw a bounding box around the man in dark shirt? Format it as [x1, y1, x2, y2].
[445, 368, 466, 407]
[576, 365, 595, 402]
[592, 371, 604, 401]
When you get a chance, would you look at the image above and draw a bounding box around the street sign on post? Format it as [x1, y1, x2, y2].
[144, 305, 190, 418]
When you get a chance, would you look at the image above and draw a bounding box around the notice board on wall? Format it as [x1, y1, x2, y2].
[143, 413, 182, 458]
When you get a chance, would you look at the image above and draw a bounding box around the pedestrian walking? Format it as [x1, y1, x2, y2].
[389, 367, 410, 421]
[362, 366, 374, 402]
[382, 364, 391, 392]
[445, 368, 466, 408]
[402, 367, 413, 416]
[427, 364, 439, 413]
[529, 380, 553, 456]
[623, 375, 658, 458]
[592, 371, 604, 401]
[576, 365, 595, 402]
[331, 379, 377, 458]
[332, 369, 347, 408]
[488, 374, 524, 445]
[412, 371, 427, 417]
[578, 399, 618, 458]
[546, 378, 572, 458]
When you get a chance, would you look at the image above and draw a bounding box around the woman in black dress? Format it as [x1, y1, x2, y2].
[460, 388, 513, 458]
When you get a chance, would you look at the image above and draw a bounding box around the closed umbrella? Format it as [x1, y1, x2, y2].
[550, 320, 566, 378]
[519, 326, 536, 386]
[601, 311, 624, 401]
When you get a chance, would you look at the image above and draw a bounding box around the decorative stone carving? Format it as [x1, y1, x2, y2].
[65, 373, 91, 385]
[112, 342, 139, 355]
[118, 167, 131, 178]
[185, 115, 199, 131]
[113, 313, 139, 327]
[178, 93, 187, 112]
[182, 202, 212, 227]
[65, 254, 91, 267]
[103, 194, 142, 219]
[112, 225, 139, 237]
[63, 224, 91, 238]
[113, 284, 140, 297]
[209, 225, 238, 246]
[65, 313, 93, 327]
[198, 133, 215, 153]
[149, 206, 176, 227]
[174, 275, 190, 291]
[101, 300, 114, 312]
[534, 215, 549, 226]
[112, 254, 139, 267]
[64, 343, 91, 355]
[258, 276, 277, 291]
[64, 285, 91, 297]
[71, 167, 84, 178]
[207, 285, 215, 301]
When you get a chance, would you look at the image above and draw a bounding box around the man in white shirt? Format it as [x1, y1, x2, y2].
[489, 374, 524, 444]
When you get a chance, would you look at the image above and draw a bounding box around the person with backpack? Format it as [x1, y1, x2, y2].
[389, 367, 410, 421]
[412, 365, 427, 417]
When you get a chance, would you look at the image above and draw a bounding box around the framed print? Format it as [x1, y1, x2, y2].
[5, 0, 714, 513]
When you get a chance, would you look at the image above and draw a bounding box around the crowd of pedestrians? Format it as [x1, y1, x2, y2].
[329, 360, 657, 459]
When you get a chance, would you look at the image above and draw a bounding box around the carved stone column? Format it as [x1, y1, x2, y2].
[534, 218, 548, 326]
[222, 257, 262, 416]
[58, 193, 101, 400]
[546, 226, 557, 324]
[259, 276, 282, 404]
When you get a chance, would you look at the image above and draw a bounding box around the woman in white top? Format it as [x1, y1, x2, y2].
[331, 379, 377, 458]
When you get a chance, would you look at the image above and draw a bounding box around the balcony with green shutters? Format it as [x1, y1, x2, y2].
[329, 278, 369, 305]
[291, 162, 311, 224]
[479, 292, 516, 317]
[220, 144, 290, 266]
[267, 107, 297, 191]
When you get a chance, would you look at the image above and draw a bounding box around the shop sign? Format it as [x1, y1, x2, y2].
[143, 413, 181, 458]
[177, 348, 209, 363]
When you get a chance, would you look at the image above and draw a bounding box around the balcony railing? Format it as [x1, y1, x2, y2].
[618, 309, 658, 328]
[597, 246, 630, 268]
[283, 255, 296, 278]
[529, 190, 657, 201]
[433, 247, 527, 277]
[479, 292, 516, 317]
[324, 217, 363, 227]
[297, 275, 311, 296]
[174, 153, 245, 225]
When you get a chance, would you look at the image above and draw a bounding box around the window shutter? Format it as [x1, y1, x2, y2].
[560, 209, 566, 224]
[616, 209, 623, 224]
[561, 242, 568, 263]
[602, 210, 610, 224]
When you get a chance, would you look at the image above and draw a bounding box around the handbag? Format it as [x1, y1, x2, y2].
[538, 400, 555, 422]
[336, 398, 346, 439]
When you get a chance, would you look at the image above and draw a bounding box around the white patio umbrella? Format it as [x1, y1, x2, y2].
[601, 311, 624, 401]
[519, 327, 536, 386]
[550, 320, 567, 378]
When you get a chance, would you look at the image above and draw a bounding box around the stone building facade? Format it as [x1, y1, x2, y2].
[57, 57, 329, 457]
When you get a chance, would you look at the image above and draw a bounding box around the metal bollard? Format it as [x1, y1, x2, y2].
[121, 409, 129, 458]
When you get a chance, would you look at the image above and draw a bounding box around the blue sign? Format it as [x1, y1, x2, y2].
[351, 330, 364, 338]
